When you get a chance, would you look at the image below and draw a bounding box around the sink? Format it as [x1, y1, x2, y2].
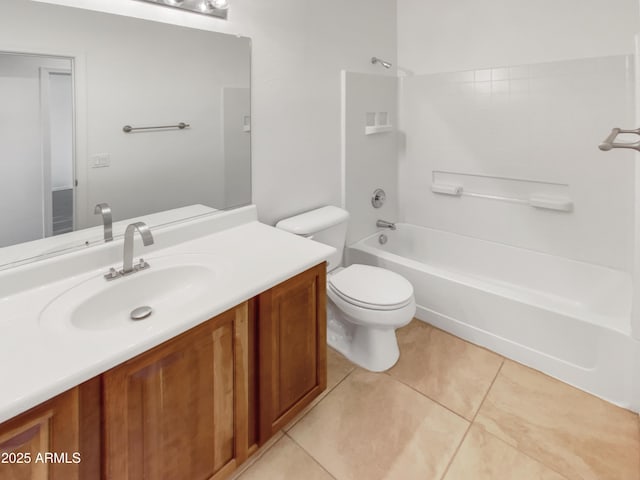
[39, 254, 226, 331]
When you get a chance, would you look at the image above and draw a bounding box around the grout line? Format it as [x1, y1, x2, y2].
[285, 363, 356, 432]
[424, 321, 628, 413]
[418, 323, 622, 479]
[438, 359, 505, 480]
[228, 432, 286, 480]
[383, 320, 506, 423]
[426, 322, 506, 360]
[383, 371, 472, 423]
[472, 358, 504, 423]
[465, 359, 570, 480]
[438, 419, 472, 480]
[285, 432, 338, 480]
[233, 362, 357, 479]
[477, 427, 571, 480]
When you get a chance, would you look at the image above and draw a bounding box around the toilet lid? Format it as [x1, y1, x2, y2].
[329, 264, 414, 309]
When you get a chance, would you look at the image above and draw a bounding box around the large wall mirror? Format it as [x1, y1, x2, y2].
[0, 0, 251, 268]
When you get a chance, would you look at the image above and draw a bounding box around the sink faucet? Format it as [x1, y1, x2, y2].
[122, 222, 154, 274]
[376, 219, 396, 230]
[94, 203, 113, 242]
[104, 222, 154, 280]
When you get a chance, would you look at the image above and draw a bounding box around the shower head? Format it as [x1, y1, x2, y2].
[371, 57, 392, 69]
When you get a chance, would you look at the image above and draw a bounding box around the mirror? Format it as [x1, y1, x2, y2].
[0, 0, 251, 268]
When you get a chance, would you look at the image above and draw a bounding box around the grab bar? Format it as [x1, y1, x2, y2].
[599, 127, 640, 152]
[123, 122, 190, 133]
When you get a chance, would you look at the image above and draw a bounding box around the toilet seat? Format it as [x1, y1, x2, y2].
[328, 264, 414, 311]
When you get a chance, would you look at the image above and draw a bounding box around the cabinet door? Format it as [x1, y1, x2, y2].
[258, 263, 327, 442]
[0, 387, 81, 480]
[103, 304, 249, 480]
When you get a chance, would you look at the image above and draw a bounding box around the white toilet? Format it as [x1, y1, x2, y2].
[276, 206, 416, 372]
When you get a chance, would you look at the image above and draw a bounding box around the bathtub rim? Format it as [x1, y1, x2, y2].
[350, 224, 632, 335]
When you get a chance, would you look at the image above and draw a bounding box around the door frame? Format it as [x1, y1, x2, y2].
[39, 67, 73, 237]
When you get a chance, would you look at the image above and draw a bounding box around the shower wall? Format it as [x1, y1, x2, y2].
[342, 72, 398, 245]
[397, 0, 639, 270]
[397, 0, 638, 75]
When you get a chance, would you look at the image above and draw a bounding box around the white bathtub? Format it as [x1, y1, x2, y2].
[347, 224, 640, 410]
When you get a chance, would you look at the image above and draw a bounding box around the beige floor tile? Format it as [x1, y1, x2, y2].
[283, 348, 355, 431]
[237, 435, 334, 480]
[388, 321, 503, 419]
[326, 347, 356, 389]
[289, 368, 469, 480]
[444, 424, 566, 480]
[476, 360, 640, 480]
[228, 431, 284, 480]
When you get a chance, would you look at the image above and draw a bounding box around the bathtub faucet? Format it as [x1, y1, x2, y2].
[376, 219, 396, 230]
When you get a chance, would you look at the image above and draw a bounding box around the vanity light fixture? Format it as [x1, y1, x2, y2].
[136, 0, 229, 19]
[208, 0, 229, 9]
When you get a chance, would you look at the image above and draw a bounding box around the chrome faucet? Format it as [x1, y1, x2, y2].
[94, 203, 113, 242]
[123, 222, 154, 274]
[376, 219, 396, 230]
[104, 222, 154, 281]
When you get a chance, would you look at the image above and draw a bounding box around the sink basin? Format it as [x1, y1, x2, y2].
[40, 254, 226, 331]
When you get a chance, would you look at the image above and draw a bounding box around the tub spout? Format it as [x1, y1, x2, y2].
[376, 220, 396, 230]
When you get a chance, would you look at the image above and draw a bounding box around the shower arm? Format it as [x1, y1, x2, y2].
[371, 57, 392, 69]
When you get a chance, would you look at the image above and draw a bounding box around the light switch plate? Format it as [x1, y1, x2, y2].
[90, 153, 111, 168]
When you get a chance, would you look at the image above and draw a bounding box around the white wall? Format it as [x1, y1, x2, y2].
[397, 0, 639, 270]
[0, 54, 71, 247]
[398, 0, 638, 76]
[222, 87, 251, 209]
[49, 72, 73, 190]
[632, 37, 640, 339]
[0, 64, 42, 246]
[342, 72, 398, 244]
[35, 0, 398, 226]
[399, 57, 635, 269]
[78, 23, 248, 227]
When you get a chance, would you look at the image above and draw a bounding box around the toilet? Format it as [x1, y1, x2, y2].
[276, 206, 415, 372]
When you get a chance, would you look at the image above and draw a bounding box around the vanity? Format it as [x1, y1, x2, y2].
[0, 2, 330, 478]
[0, 206, 334, 479]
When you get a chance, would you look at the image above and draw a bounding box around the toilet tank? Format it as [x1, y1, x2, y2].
[276, 206, 349, 272]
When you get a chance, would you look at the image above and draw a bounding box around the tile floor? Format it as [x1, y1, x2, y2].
[235, 320, 640, 480]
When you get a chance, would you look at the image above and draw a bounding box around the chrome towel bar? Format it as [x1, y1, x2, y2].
[123, 122, 190, 133]
[599, 127, 640, 152]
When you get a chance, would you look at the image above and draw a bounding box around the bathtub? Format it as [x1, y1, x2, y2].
[347, 224, 640, 410]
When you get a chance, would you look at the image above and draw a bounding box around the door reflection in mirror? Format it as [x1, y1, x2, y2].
[0, 52, 73, 248]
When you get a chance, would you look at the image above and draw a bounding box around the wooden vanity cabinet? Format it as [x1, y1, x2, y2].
[258, 263, 327, 442]
[0, 378, 100, 480]
[103, 303, 250, 480]
[0, 263, 326, 480]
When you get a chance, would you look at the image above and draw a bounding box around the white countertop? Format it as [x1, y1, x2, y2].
[0, 206, 334, 423]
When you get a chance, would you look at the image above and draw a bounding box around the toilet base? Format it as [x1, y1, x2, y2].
[327, 302, 404, 372]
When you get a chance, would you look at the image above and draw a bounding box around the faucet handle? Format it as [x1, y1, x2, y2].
[104, 267, 121, 281]
[137, 258, 150, 270]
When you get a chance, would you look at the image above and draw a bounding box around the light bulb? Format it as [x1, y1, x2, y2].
[144, 0, 228, 17]
[208, 0, 229, 10]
